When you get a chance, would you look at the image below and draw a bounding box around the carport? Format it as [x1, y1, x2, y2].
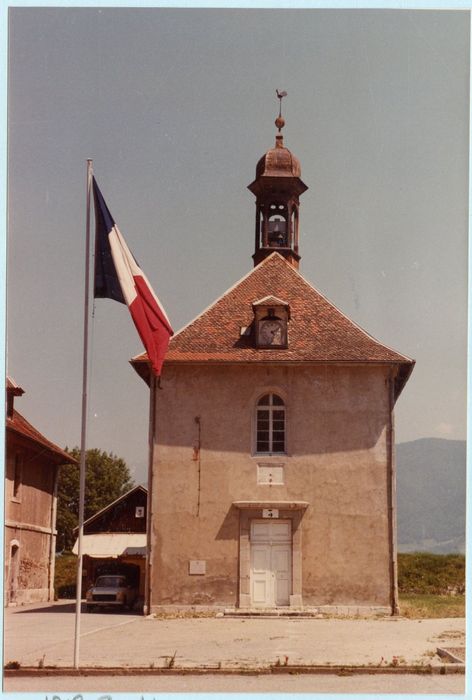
[72, 533, 146, 603]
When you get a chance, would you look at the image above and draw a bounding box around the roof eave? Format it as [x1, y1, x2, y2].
[130, 355, 415, 403]
[393, 359, 416, 402]
[130, 357, 152, 386]
[247, 175, 308, 197]
[161, 358, 414, 365]
[6, 423, 77, 464]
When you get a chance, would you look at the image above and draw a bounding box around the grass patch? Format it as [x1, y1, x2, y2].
[399, 593, 465, 619]
[54, 552, 77, 598]
[398, 553, 465, 618]
[151, 611, 219, 619]
[398, 552, 464, 595]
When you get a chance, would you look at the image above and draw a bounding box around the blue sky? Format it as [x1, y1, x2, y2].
[7, 7, 468, 483]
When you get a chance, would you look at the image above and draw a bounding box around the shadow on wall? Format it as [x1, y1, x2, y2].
[157, 409, 388, 456]
[156, 363, 392, 455]
[215, 505, 239, 541]
[214, 504, 305, 542]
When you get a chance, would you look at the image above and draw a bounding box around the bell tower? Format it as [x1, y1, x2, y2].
[248, 91, 308, 269]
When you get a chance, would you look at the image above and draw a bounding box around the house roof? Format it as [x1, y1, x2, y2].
[7, 377, 25, 397]
[131, 253, 414, 398]
[75, 484, 148, 532]
[6, 409, 77, 464]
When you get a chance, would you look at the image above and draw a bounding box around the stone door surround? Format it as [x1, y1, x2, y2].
[233, 501, 308, 609]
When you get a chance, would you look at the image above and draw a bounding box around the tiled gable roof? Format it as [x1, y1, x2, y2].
[74, 485, 148, 532]
[132, 253, 414, 396]
[7, 409, 77, 464]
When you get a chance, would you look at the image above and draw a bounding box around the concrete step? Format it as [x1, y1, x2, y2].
[221, 609, 324, 619]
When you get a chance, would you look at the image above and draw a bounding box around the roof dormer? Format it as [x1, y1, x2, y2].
[252, 295, 290, 349]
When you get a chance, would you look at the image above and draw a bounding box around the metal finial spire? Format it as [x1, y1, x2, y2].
[275, 89, 287, 132]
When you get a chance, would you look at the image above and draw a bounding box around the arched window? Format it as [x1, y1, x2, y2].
[256, 393, 286, 454]
[267, 203, 288, 247]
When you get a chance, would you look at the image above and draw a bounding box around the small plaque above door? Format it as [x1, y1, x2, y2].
[257, 463, 284, 485]
[262, 509, 279, 519]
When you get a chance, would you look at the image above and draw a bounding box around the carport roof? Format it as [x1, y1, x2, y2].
[72, 533, 146, 558]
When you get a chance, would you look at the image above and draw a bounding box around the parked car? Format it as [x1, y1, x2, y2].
[85, 574, 137, 612]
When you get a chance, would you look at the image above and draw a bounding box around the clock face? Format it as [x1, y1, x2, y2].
[259, 319, 283, 346]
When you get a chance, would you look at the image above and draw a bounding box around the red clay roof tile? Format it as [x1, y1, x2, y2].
[132, 253, 414, 395]
[7, 409, 77, 464]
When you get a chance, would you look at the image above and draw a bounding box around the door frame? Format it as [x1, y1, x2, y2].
[236, 506, 306, 609]
[8, 540, 20, 605]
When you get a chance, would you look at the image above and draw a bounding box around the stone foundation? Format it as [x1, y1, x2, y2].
[148, 603, 392, 617]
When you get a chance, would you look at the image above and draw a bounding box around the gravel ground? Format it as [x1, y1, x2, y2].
[4, 601, 466, 671]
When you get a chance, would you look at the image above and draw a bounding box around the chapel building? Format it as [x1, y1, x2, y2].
[132, 110, 414, 615]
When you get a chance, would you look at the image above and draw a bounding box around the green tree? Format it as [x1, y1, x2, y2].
[56, 448, 134, 552]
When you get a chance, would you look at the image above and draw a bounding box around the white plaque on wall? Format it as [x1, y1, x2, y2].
[189, 560, 206, 575]
[262, 509, 279, 519]
[257, 463, 284, 485]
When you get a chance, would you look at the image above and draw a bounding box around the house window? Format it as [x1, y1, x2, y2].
[256, 394, 286, 454]
[12, 453, 23, 501]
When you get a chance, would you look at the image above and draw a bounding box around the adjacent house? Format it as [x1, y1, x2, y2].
[132, 115, 414, 614]
[5, 378, 76, 605]
[72, 485, 147, 602]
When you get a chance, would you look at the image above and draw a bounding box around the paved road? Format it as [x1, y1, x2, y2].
[4, 671, 465, 694]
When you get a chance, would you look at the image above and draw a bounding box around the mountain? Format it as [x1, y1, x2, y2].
[396, 438, 466, 554]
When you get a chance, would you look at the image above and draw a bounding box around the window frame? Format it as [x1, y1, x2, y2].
[12, 452, 23, 502]
[255, 393, 286, 456]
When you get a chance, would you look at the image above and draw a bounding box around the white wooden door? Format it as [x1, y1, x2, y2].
[250, 520, 291, 607]
[272, 544, 291, 605]
[251, 544, 272, 606]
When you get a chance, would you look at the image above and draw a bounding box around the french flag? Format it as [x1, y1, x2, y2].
[93, 177, 173, 376]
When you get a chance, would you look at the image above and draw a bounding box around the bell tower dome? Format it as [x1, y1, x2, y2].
[248, 91, 308, 269]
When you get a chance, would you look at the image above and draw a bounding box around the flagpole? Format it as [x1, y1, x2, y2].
[144, 371, 156, 616]
[73, 158, 93, 669]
